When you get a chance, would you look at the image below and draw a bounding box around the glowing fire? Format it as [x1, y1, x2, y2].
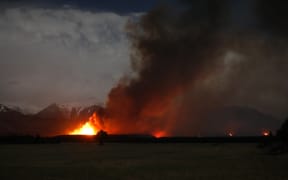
[153, 131, 166, 138]
[262, 129, 271, 137]
[70, 121, 97, 135]
[226, 130, 234, 137]
[69, 113, 102, 135]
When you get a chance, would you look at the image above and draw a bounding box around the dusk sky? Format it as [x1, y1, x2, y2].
[0, 0, 175, 111]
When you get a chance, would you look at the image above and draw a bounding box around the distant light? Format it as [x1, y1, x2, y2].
[263, 132, 269, 136]
[228, 132, 233, 137]
[262, 130, 271, 137]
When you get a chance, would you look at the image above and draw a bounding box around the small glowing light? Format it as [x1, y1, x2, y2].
[262, 130, 271, 137]
[153, 131, 166, 138]
[228, 132, 233, 137]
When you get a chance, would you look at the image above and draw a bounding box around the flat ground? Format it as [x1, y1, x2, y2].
[0, 143, 288, 180]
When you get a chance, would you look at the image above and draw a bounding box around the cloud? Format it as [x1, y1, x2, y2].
[0, 7, 135, 111]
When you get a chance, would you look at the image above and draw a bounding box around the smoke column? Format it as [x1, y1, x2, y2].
[104, 0, 288, 136]
[104, 1, 228, 134]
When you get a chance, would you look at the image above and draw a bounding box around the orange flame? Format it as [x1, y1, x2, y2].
[69, 113, 102, 135]
[153, 130, 166, 138]
[70, 121, 97, 135]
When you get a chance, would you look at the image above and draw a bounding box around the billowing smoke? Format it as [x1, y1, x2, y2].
[104, 0, 288, 136]
[104, 1, 228, 135]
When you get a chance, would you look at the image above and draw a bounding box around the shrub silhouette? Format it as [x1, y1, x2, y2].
[277, 118, 288, 144]
[267, 118, 288, 154]
[96, 130, 108, 145]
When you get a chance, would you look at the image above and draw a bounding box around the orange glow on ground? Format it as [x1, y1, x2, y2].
[153, 131, 166, 138]
[70, 121, 98, 135]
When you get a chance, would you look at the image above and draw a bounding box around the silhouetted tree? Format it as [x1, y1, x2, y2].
[267, 130, 273, 137]
[96, 130, 108, 145]
[277, 118, 288, 144]
[266, 118, 288, 154]
[33, 134, 41, 144]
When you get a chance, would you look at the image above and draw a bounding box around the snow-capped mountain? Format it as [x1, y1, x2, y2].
[35, 103, 103, 120]
[0, 104, 20, 113]
[0, 104, 25, 115]
[0, 103, 105, 136]
[0, 104, 34, 115]
[0, 104, 10, 113]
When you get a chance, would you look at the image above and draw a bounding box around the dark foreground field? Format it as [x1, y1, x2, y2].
[0, 143, 288, 180]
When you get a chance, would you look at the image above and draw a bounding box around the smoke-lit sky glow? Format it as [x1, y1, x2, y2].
[1, 0, 288, 136]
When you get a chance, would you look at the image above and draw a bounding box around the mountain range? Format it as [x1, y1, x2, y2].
[0, 103, 104, 136]
[0, 103, 283, 136]
[202, 106, 282, 136]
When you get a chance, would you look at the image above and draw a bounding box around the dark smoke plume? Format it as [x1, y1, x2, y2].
[105, 1, 229, 134]
[104, 1, 288, 136]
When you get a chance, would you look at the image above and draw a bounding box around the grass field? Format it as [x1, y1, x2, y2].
[0, 143, 288, 180]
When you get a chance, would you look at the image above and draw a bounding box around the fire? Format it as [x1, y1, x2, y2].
[153, 131, 166, 138]
[70, 121, 97, 135]
[262, 129, 271, 137]
[226, 130, 234, 137]
[69, 113, 102, 135]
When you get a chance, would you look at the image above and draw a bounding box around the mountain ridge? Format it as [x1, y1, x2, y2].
[0, 103, 283, 136]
